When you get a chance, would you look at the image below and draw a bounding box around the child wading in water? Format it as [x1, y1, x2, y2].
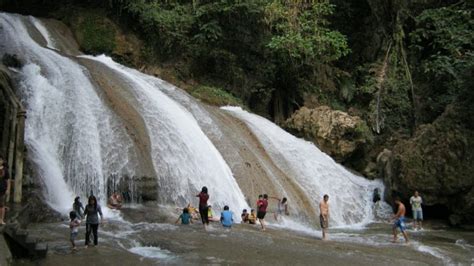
[69, 211, 81, 251]
[176, 208, 193, 225]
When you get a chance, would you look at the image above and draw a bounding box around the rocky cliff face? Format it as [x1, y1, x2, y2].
[287, 103, 473, 224]
[284, 106, 373, 171]
[379, 105, 474, 225]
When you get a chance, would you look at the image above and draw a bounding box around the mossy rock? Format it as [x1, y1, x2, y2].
[189, 85, 244, 107]
[70, 10, 116, 55]
[385, 105, 474, 224]
[55, 8, 143, 66]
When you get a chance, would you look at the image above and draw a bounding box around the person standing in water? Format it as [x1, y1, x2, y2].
[257, 194, 269, 231]
[69, 211, 81, 251]
[196, 186, 210, 228]
[409, 191, 423, 230]
[270, 196, 289, 221]
[373, 188, 381, 203]
[392, 197, 409, 243]
[73, 196, 85, 219]
[256, 195, 263, 210]
[83, 195, 103, 247]
[0, 165, 10, 225]
[319, 194, 329, 240]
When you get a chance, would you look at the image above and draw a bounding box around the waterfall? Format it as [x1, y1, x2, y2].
[81, 55, 249, 213]
[0, 13, 248, 216]
[0, 12, 388, 227]
[222, 107, 384, 227]
[0, 13, 140, 212]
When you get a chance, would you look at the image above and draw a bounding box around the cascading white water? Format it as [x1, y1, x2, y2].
[81, 55, 249, 214]
[0, 13, 140, 212]
[1, 12, 388, 227]
[222, 107, 384, 227]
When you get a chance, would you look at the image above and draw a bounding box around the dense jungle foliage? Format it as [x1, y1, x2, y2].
[0, 0, 469, 148]
[2, 0, 472, 131]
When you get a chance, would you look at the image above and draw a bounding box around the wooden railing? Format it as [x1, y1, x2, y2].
[0, 64, 26, 203]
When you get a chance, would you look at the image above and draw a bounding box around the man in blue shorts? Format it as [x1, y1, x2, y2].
[392, 197, 409, 243]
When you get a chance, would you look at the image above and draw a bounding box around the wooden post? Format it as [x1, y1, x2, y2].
[1, 102, 11, 156]
[6, 105, 17, 203]
[13, 110, 26, 203]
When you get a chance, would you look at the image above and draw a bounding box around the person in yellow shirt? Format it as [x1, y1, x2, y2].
[248, 209, 257, 224]
[208, 205, 220, 222]
[186, 203, 199, 220]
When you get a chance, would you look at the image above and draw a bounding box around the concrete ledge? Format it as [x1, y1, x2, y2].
[0, 228, 13, 266]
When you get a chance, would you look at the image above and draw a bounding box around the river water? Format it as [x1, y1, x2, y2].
[15, 205, 474, 265]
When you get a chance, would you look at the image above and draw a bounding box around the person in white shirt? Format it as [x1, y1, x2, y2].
[409, 191, 423, 230]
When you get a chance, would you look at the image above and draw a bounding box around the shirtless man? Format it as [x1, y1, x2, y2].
[319, 194, 329, 240]
[392, 197, 409, 243]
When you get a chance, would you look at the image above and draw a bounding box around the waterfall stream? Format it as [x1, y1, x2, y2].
[0, 12, 387, 227]
[0, 13, 141, 211]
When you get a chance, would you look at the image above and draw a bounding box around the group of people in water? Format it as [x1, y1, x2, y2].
[175, 186, 331, 240]
[391, 190, 424, 243]
[175, 187, 294, 232]
[69, 195, 104, 250]
[68, 190, 122, 250]
[174, 186, 423, 245]
[65, 186, 422, 250]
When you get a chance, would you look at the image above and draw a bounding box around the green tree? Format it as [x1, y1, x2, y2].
[410, 2, 474, 123]
[263, 0, 350, 122]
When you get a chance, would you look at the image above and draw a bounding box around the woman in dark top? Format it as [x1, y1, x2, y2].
[72, 196, 85, 219]
[196, 186, 209, 227]
[83, 195, 103, 247]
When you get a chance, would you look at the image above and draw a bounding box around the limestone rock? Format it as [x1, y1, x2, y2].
[285, 106, 372, 163]
[379, 105, 474, 224]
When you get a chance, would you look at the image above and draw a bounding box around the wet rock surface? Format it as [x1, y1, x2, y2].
[380, 106, 474, 224]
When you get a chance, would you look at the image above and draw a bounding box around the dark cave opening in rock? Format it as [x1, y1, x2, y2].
[407, 203, 451, 221]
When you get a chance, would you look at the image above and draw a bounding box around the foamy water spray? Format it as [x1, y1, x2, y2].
[0, 13, 139, 212]
[0, 12, 386, 226]
[222, 107, 384, 227]
[81, 55, 249, 214]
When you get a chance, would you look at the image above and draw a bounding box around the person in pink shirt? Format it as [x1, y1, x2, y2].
[257, 194, 269, 231]
[196, 186, 210, 228]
